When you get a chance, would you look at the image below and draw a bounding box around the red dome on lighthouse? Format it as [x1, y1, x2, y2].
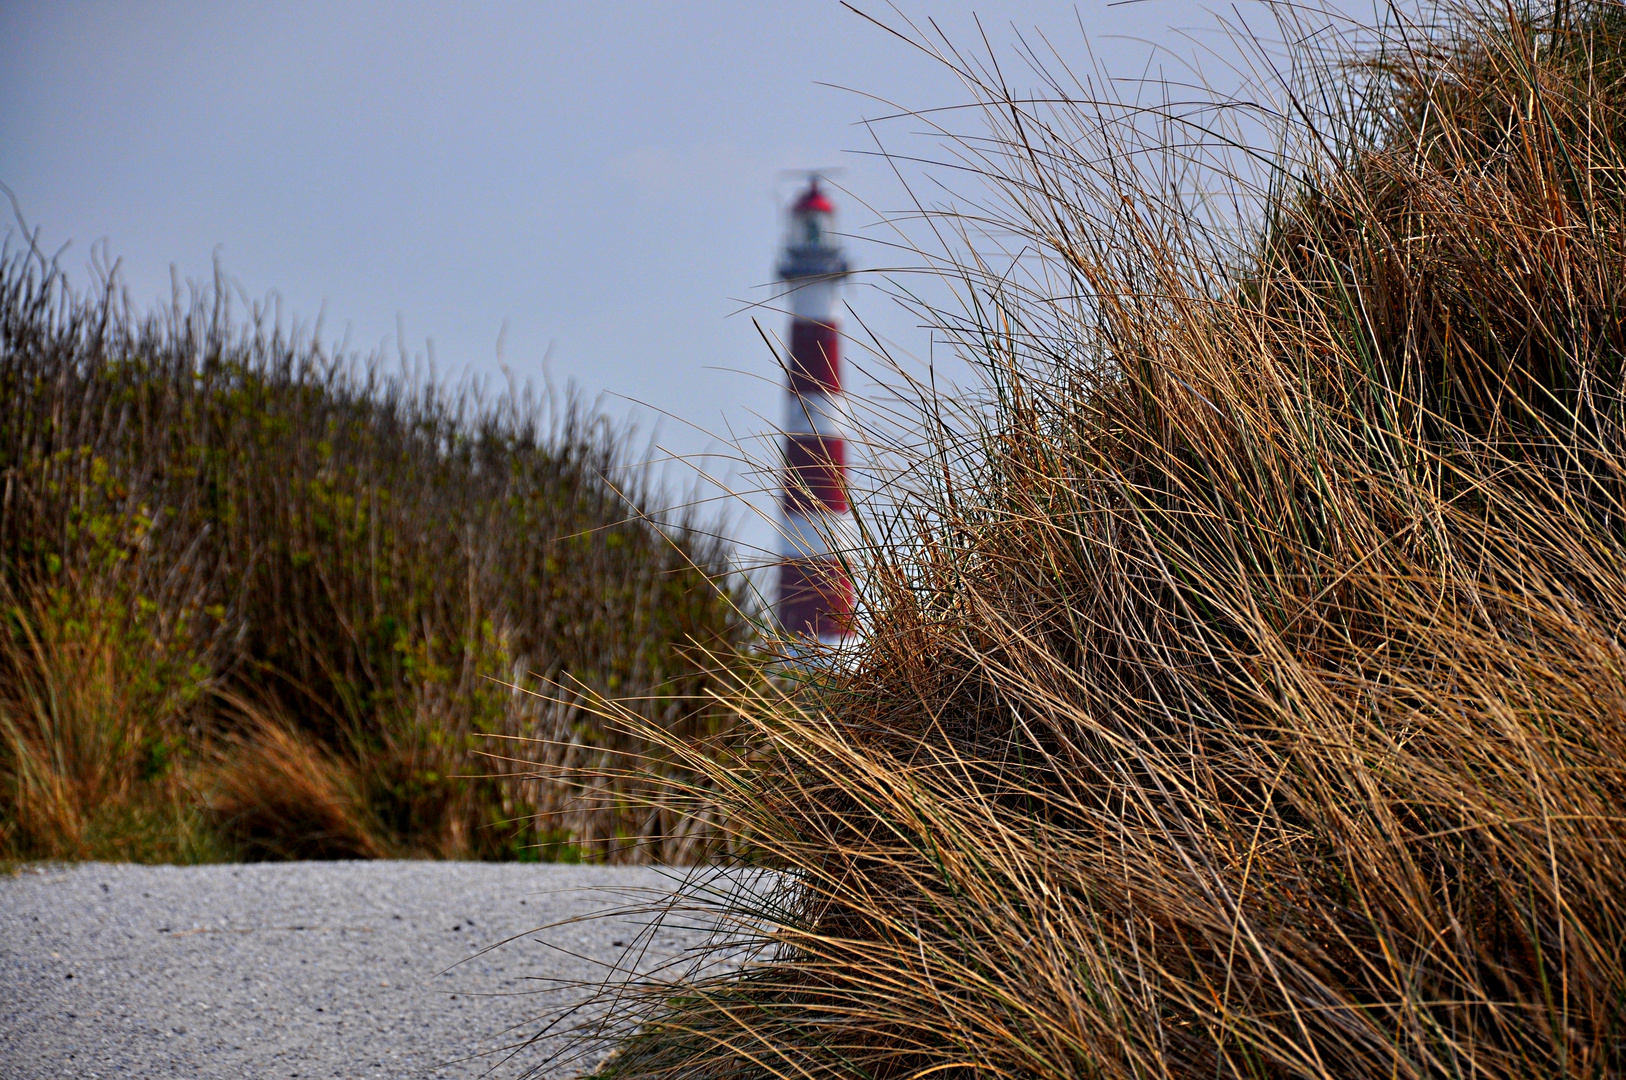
[780, 177, 849, 279]
[793, 181, 836, 215]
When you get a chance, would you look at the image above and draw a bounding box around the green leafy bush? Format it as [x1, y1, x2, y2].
[0, 255, 752, 862]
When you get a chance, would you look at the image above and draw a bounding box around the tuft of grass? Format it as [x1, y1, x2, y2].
[0, 576, 215, 861]
[579, 3, 1626, 1079]
[0, 253, 753, 864]
[205, 697, 388, 861]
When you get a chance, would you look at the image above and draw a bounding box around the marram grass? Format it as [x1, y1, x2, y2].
[571, 4, 1626, 1079]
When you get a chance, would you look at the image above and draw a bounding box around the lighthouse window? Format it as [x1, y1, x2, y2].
[804, 216, 822, 245]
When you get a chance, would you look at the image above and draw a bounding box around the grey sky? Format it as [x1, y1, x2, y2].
[1, 1, 1305, 564]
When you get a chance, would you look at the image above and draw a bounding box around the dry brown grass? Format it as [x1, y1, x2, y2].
[0, 575, 223, 861]
[577, 3, 1626, 1079]
[205, 697, 387, 861]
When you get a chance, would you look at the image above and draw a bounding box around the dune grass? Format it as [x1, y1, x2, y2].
[576, 3, 1626, 1078]
[0, 253, 753, 863]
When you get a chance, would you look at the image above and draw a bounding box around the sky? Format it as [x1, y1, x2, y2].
[0, 0, 1325, 566]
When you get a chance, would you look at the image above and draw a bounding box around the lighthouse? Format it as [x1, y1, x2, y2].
[776, 178, 855, 645]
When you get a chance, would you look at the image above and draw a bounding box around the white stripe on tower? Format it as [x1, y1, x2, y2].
[777, 178, 854, 645]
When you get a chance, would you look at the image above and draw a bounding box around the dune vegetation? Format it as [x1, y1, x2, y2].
[0, 255, 752, 864]
[582, 3, 1626, 1078]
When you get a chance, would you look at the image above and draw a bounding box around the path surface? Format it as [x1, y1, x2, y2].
[0, 861, 717, 1079]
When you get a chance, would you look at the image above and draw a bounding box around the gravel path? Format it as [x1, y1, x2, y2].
[0, 861, 720, 1079]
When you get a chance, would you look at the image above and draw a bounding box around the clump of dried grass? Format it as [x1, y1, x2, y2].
[205, 697, 387, 861]
[580, 3, 1626, 1079]
[0, 574, 226, 861]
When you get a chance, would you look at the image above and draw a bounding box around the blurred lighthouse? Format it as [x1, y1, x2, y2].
[776, 178, 855, 645]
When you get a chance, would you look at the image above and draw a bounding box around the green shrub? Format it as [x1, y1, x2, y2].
[0, 255, 753, 862]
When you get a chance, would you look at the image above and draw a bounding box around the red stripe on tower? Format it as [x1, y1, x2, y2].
[777, 179, 854, 644]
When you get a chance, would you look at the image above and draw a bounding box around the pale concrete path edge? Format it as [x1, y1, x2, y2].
[0, 861, 721, 1080]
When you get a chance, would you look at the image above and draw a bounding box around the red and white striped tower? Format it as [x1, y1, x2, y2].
[777, 178, 855, 645]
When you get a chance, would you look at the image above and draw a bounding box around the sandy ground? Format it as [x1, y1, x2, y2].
[0, 860, 719, 1079]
